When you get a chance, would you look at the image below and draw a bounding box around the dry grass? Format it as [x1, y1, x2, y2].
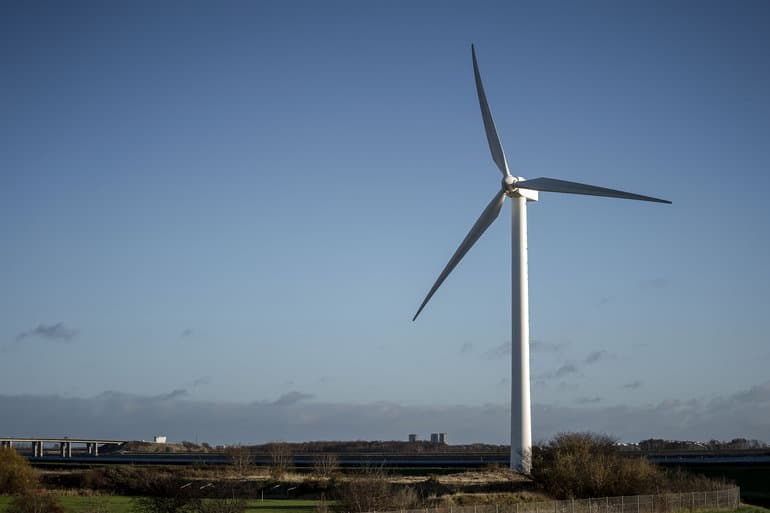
[437, 469, 530, 486]
[435, 491, 553, 506]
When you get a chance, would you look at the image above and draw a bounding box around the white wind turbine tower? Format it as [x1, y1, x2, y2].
[413, 45, 671, 473]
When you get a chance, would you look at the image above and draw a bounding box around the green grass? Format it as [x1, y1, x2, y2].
[0, 496, 323, 513]
[244, 499, 323, 513]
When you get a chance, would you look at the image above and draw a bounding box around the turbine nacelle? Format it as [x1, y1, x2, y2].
[504, 176, 539, 201]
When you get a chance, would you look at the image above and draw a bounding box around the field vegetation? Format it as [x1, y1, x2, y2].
[1, 433, 758, 513]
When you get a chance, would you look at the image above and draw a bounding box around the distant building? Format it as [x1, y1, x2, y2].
[429, 433, 448, 444]
[153, 436, 167, 444]
[408, 434, 418, 442]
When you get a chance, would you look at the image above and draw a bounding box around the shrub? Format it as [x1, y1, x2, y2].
[131, 479, 198, 513]
[5, 491, 64, 513]
[194, 498, 246, 513]
[313, 453, 339, 478]
[133, 495, 196, 513]
[663, 467, 731, 492]
[266, 443, 293, 479]
[224, 446, 254, 476]
[334, 467, 420, 513]
[132, 480, 247, 513]
[531, 432, 730, 498]
[81, 466, 175, 495]
[0, 447, 39, 494]
[530, 432, 666, 498]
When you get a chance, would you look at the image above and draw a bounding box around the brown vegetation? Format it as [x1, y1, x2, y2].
[5, 491, 64, 513]
[334, 467, 421, 513]
[313, 453, 339, 478]
[267, 443, 293, 479]
[224, 446, 254, 476]
[530, 432, 727, 499]
[0, 448, 66, 513]
[0, 447, 39, 494]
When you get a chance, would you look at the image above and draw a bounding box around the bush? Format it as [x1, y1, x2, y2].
[224, 446, 254, 476]
[663, 467, 731, 492]
[5, 491, 64, 513]
[81, 466, 173, 495]
[133, 497, 247, 513]
[313, 453, 339, 478]
[131, 478, 198, 513]
[0, 447, 39, 494]
[531, 432, 728, 499]
[194, 498, 246, 513]
[267, 443, 293, 479]
[334, 467, 420, 513]
[530, 432, 666, 498]
[133, 495, 195, 513]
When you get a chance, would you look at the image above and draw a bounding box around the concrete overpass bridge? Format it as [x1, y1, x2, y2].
[0, 437, 127, 458]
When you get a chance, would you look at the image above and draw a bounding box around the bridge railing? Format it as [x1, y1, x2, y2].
[383, 487, 740, 513]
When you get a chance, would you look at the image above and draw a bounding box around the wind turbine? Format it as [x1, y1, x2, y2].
[412, 45, 670, 473]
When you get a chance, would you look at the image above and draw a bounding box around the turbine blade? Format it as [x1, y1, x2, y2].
[516, 177, 672, 204]
[413, 189, 507, 321]
[472, 45, 511, 178]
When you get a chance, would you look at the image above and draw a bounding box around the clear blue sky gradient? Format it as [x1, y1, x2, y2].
[2, 2, 769, 439]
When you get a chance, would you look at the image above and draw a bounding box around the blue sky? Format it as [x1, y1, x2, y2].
[2, 1, 769, 444]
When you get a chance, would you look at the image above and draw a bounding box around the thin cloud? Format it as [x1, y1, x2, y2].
[16, 323, 77, 342]
[486, 340, 565, 359]
[272, 391, 315, 407]
[536, 362, 580, 381]
[730, 382, 770, 404]
[191, 376, 212, 387]
[623, 381, 643, 390]
[577, 396, 602, 405]
[1, 381, 769, 444]
[530, 340, 566, 353]
[485, 341, 511, 359]
[584, 351, 607, 365]
[554, 363, 578, 378]
[156, 389, 188, 400]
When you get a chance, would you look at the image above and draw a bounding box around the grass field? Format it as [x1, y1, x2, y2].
[0, 496, 322, 513]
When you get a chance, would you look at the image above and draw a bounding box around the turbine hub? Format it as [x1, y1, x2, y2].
[503, 176, 525, 196]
